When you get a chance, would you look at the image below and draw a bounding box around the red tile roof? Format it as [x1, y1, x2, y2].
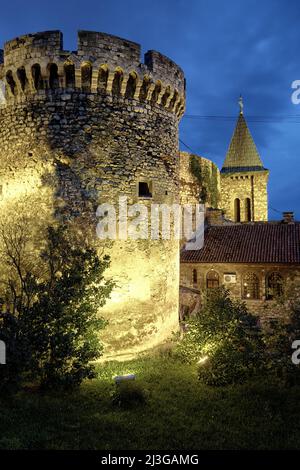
[181, 223, 300, 264]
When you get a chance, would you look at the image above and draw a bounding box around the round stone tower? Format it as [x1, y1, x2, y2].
[0, 31, 185, 359]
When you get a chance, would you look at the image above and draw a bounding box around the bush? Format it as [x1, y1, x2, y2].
[111, 381, 147, 409]
[0, 225, 114, 392]
[176, 287, 266, 385]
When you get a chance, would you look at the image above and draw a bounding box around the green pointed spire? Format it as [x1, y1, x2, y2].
[221, 98, 264, 173]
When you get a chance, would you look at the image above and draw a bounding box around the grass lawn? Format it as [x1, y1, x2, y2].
[1, 354, 300, 450]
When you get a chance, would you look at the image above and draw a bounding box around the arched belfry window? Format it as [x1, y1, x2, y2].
[49, 63, 59, 90]
[206, 270, 219, 289]
[245, 198, 251, 222]
[266, 272, 284, 300]
[234, 198, 241, 222]
[243, 272, 259, 299]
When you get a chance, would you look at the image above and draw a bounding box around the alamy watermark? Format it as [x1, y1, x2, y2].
[0, 340, 6, 365]
[0, 80, 5, 106]
[292, 340, 300, 365]
[291, 81, 300, 104]
[95, 196, 205, 250]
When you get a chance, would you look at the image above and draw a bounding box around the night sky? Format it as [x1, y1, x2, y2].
[1, 0, 299, 219]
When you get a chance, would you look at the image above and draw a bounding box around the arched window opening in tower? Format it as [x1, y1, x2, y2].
[49, 64, 59, 90]
[64, 63, 75, 89]
[243, 272, 260, 299]
[245, 197, 251, 222]
[81, 63, 92, 93]
[266, 272, 284, 300]
[139, 76, 150, 101]
[169, 90, 178, 111]
[6, 71, 16, 95]
[31, 64, 43, 90]
[150, 81, 161, 105]
[161, 86, 171, 107]
[206, 270, 219, 289]
[17, 66, 28, 92]
[192, 268, 198, 286]
[111, 69, 123, 96]
[125, 72, 137, 99]
[234, 198, 241, 222]
[98, 66, 109, 93]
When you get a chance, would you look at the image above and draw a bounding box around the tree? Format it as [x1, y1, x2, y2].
[0, 224, 113, 392]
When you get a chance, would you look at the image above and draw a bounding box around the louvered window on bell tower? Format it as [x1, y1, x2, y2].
[234, 198, 241, 222]
[245, 198, 251, 222]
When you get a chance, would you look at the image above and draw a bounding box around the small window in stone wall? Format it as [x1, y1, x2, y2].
[138, 182, 152, 198]
[192, 268, 198, 285]
[243, 272, 260, 299]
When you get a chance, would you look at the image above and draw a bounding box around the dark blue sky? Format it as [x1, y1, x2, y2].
[1, 0, 299, 219]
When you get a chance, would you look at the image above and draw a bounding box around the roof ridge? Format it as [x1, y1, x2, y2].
[222, 113, 264, 170]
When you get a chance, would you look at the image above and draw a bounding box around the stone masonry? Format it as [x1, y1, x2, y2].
[0, 30, 186, 359]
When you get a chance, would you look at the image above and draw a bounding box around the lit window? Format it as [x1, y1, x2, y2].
[243, 272, 259, 299]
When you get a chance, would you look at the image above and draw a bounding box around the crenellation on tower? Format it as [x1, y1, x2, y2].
[0, 30, 185, 117]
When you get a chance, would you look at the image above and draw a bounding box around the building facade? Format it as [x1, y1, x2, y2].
[180, 219, 300, 319]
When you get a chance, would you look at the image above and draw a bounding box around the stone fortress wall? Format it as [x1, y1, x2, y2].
[0, 30, 186, 359]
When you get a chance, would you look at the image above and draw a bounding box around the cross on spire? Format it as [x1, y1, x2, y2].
[238, 95, 244, 114]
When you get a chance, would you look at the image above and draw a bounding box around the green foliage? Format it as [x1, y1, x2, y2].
[176, 287, 265, 385]
[0, 225, 113, 392]
[190, 155, 219, 207]
[111, 380, 147, 409]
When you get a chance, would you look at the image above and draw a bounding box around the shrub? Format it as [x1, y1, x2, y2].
[176, 287, 266, 385]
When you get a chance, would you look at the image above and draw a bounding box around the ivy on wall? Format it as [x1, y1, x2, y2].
[190, 155, 219, 208]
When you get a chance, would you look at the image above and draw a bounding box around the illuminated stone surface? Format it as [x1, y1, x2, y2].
[0, 30, 186, 359]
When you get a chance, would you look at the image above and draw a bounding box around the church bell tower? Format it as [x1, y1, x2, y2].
[220, 97, 269, 222]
